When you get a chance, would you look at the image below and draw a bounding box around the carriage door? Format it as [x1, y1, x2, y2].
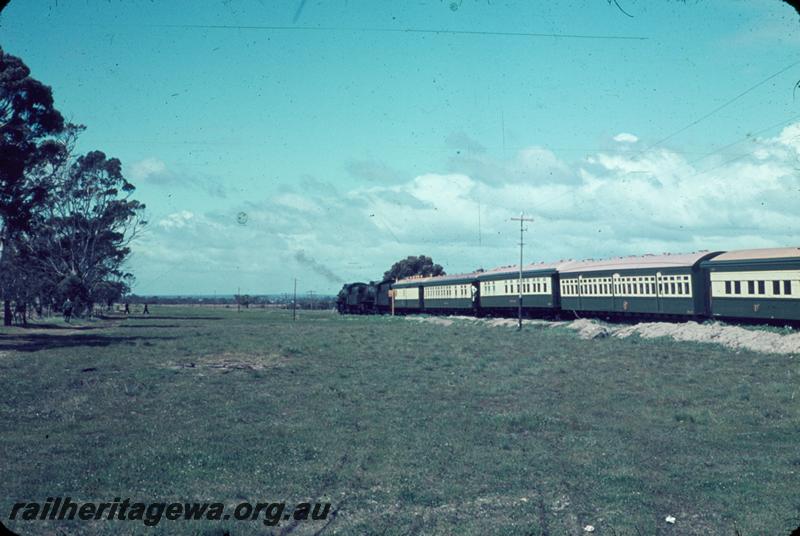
[418, 286, 425, 310]
[577, 275, 583, 309]
[612, 273, 619, 312]
[655, 272, 662, 313]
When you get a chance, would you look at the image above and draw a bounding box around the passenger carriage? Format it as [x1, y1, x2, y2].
[558, 252, 722, 317]
[419, 272, 481, 313]
[701, 247, 800, 321]
[393, 272, 481, 314]
[476, 262, 561, 316]
[391, 276, 425, 313]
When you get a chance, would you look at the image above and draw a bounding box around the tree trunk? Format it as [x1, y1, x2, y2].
[4, 300, 11, 326]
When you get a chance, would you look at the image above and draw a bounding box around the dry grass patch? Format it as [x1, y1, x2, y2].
[167, 351, 289, 373]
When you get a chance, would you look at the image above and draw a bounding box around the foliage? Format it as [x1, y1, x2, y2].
[383, 255, 445, 281]
[0, 47, 66, 236]
[26, 149, 145, 314]
[0, 49, 144, 321]
[90, 278, 131, 309]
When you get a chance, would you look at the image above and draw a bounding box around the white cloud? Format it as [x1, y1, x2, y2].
[157, 210, 194, 229]
[127, 158, 227, 198]
[613, 132, 639, 143]
[128, 128, 800, 294]
[128, 158, 167, 181]
[273, 193, 324, 214]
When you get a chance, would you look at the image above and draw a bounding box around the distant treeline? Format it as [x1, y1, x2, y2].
[124, 294, 337, 310]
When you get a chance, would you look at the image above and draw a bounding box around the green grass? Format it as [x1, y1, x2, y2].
[1, 307, 799, 535]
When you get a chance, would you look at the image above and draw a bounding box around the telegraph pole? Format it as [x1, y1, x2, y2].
[293, 278, 297, 321]
[510, 213, 534, 331]
[308, 290, 315, 310]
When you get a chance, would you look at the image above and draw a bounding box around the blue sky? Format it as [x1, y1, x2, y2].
[2, 0, 800, 295]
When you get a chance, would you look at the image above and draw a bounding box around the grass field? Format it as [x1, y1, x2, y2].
[1, 307, 799, 535]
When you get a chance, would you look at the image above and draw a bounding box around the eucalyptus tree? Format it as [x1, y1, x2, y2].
[0, 47, 66, 324]
[29, 150, 145, 315]
[383, 255, 445, 281]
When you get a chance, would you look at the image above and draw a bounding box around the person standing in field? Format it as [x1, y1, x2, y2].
[124, 302, 130, 315]
[143, 303, 150, 315]
[62, 298, 73, 323]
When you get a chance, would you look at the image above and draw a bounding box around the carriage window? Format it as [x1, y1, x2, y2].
[773, 281, 780, 295]
[683, 283, 689, 294]
[725, 281, 731, 294]
[734, 281, 741, 294]
[747, 281, 755, 294]
[757, 281, 765, 295]
[785, 281, 792, 295]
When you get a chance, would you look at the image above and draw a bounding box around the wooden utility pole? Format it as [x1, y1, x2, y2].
[510, 213, 534, 331]
[293, 278, 297, 321]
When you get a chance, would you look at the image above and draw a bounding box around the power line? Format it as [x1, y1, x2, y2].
[642, 57, 800, 151]
[689, 132, 800, 180]
[144, 23, 648, 41]
[687, 112, 800, 167]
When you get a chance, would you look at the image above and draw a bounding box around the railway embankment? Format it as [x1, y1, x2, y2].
[405, 315, 800, 355]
